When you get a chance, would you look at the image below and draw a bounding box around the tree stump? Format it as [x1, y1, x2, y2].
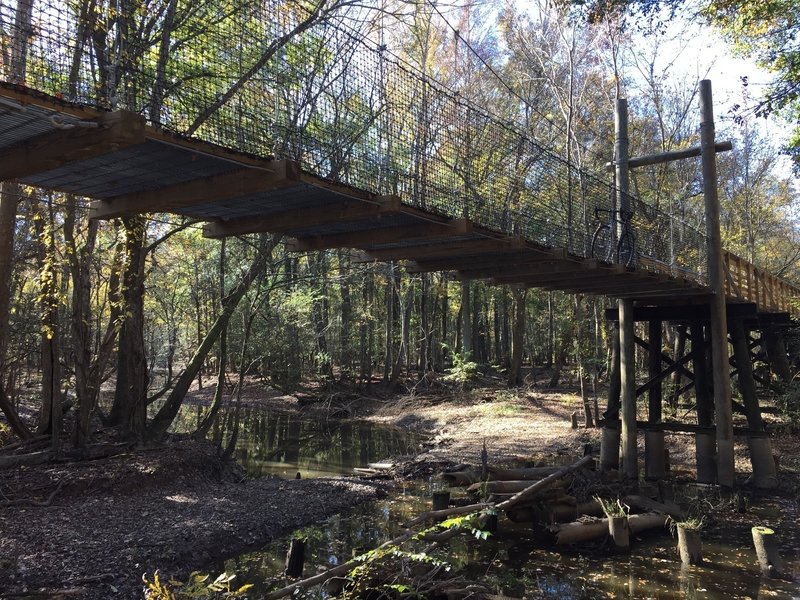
[432, 490, 450, 511]
[677, 525, 702, 566]
[571, 411, 578, 429]
[285, 538, 306, 578]
[752, 526, 783, 578]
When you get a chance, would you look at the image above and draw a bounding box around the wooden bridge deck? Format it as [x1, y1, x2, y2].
[1, 85, 798, 315]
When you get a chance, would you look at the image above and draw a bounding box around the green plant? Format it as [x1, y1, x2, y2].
[443, 350, 479, 389]
[594, 496, 629, 517]
[667, 515, 707, 536]
[143, 571, 253, 599]
[777, 380, 800, 425]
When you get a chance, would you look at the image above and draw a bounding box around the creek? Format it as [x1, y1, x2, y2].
[178, 405, 800, 599]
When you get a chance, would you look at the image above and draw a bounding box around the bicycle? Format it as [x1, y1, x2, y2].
[590, 208, 637, 267]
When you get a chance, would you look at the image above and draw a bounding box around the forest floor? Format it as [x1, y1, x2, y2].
[1, 371, 799, 599]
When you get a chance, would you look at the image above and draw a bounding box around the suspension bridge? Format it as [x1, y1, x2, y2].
[1, 0, 796, 312]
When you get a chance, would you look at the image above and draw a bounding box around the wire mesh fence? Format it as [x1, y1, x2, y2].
[0, 0, 708, 283]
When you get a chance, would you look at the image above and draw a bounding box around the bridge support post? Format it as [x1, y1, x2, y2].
[615, 98, 637, 479]
[700, 80, 735, 488]
[645, 319, 665, 480]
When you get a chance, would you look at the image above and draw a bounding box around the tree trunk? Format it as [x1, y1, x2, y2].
[194, 239, 227, 440]
[64, 198, 98, 447]
[338, 250, 353, 379]
[508, 286, 526, 387]
[461, 281, 473, 359]
[109, 217, 148, 437]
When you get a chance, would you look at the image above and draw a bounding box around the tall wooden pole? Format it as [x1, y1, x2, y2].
[615, 98, 637, 479]
[700, 80, 734, 487]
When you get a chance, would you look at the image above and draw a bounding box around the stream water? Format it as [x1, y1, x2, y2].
[181, 405, 800, 599]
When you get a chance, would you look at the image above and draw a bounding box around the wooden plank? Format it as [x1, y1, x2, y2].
[288, 217, 472, 252]
[203, 195, 403, 238]
[605, 140, 734, 170]
[91, 159, 299, 219]
[1, 110, 146, 181]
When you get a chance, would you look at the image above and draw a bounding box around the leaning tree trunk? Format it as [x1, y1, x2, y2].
[147, 235, 276, 440]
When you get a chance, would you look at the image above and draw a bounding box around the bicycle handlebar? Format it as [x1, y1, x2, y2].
[594, 207, 634, 222]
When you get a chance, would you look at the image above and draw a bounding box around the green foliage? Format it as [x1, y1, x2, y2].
[339, 511, 491, 599]
[776, 380, 800, 425]
[443, 349, 479, 389]
[142, 571, 253, 599]
[594, 496, 629, 517]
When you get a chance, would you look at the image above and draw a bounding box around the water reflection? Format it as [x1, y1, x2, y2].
[220, 489, 799, 599]
[174, 405, 799, 599]
[172, 405, 422, 478]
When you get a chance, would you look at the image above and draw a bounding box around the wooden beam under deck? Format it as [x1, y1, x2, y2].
[288, 217, 472, 252]
[203, 195, 403, 238]
[453, 258, 599, 280]
[362, 236, 527, 262]
[1, 110, 146, 181]
[491, 266, 627, 286]
[91, 160, 298, 220]
[405, 249, 561, 273]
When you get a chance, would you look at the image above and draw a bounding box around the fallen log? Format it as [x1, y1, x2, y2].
[467, 478, 570, 495]
[496, 455, 594, 512]
[623, 495, 683, 519]
[441, 464, 579, 486]
[551, 512, 668, 545]
[0, 450, 52, 470]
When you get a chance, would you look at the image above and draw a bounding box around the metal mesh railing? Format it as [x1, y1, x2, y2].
[0, 0, 708, 282]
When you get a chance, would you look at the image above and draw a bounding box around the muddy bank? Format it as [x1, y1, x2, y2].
[0, 439, 384, 599]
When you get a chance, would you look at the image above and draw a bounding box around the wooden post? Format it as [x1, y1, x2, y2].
[691, 323, 713, 427]
[432, 490, 450, 511]
[677, 525, 703, 566]
[648, 319, 663, 423]
[285, 538, 306, 578]
[751, 526, 784, 578]
[616, 98, 637, 480]
[606, 320, 621, 420]
[646, 319, 664, 480]
[670, 324, 687, 408]
[730, 318, 764, 430]
[700, 80, 735, 488]
[600, 419, 621, 472]
[763, 326, 792, 383]
[608, 515, 631, 551]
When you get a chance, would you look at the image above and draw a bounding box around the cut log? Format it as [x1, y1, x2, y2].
[551, 513, 668, 545]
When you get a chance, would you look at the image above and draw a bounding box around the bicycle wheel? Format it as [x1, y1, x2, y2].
[591, 224, 614, 263]
[617, 230, 637, 268]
